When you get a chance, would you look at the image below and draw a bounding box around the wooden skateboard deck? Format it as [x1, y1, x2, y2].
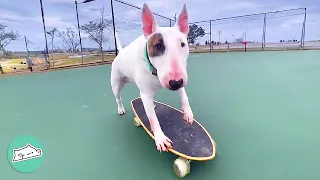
[131, 97, 216, 178]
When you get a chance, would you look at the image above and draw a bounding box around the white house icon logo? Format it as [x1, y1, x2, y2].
[12, 143, 43, 163]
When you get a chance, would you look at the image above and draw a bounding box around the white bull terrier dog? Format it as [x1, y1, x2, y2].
[110, 3, 194, 152]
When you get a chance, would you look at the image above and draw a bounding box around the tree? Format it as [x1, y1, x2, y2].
[57, 27, 80, 55]
[80, 6, 112, 61]
[0, 23, 19, 57]
[46, 28, 58, 53]
[46, 28, 58, 67]
[234, 38, 243, 44]
[187, 24, 205, 45]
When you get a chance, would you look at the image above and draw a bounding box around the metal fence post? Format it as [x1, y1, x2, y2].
[300, 8, 307, 49]
[209, 20, 212, 52]
[75, 1, 84, 65]
[39, 0, 50, 70]
[262, 13, 266, 50]
[111, 0, 118, 56]
[24, 36, 30, 57]
[303, 8, 307, 48]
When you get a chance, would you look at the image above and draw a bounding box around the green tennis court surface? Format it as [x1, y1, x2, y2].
[1, 50, 320, 180]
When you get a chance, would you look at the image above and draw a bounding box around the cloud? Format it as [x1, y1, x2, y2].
[220, 1, 264, 12]
[0, 10, 34, 25]
[280, 17, 304, 28]
[44, 16, 75, 29]
[144, 0, 169, 8]
[46, 0, 76, 4]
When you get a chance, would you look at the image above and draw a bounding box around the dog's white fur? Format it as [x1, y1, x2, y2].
[110, 3, 194, 152]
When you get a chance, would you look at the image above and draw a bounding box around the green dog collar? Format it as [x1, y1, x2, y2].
[144, 43, 157, 76]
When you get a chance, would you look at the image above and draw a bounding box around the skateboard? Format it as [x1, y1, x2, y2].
[131, 97, 216, 178]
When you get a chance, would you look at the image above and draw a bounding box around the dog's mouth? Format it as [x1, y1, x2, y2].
[165, 82, 185, 91]
[162, 84, 180, 91]
[169, 86, 181, 91]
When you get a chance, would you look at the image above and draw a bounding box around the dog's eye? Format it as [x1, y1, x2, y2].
[181, 42, 185, 47]
[155, 43, 162, 49]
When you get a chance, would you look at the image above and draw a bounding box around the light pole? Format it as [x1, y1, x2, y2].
[39, 0, 50, 70]
[75, 0, 95, 65]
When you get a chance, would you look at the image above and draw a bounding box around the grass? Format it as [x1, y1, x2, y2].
[0, 58, 29, 73]
[0, 53, 116, 74]
[6, 59, 26, 64]
[50, 54, 115, 68]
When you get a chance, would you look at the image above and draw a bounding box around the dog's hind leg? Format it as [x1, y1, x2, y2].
[110, 69, 126, 115]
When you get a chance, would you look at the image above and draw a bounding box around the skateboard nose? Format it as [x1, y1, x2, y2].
[169, 79, 183, 90]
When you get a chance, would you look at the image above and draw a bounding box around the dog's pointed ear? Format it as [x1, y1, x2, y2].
[175, 4, 189, 35]
[142, 3, 158, 37]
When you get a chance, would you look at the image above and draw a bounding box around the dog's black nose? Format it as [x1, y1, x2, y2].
[169, 79, 183, 90]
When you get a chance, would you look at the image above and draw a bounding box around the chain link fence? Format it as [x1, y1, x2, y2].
[112, 0, 174, 54]
[189, 8, 311, 53]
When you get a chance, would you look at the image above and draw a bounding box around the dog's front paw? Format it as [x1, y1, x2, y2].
[182, 106, 194, 124]
[154, 130, 173, 152]
[117, 106, 125, 115]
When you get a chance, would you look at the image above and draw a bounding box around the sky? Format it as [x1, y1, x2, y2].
[0, 0, 319, 52]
